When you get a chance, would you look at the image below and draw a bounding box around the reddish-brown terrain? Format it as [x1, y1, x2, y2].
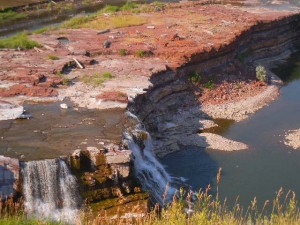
[0, 1, 299, 110]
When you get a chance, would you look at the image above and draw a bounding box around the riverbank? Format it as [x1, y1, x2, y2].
[0, 1, 299, 153]
[0, 1, 300, 221]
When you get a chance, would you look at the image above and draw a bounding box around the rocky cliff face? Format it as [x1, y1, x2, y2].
[0, 156, 21, 200]
[130, 14, 300, 157]
[69, 145, 142, 203]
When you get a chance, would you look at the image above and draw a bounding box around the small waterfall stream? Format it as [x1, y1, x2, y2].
[21, 158, 81, 223]
[124, 121, 176, 205]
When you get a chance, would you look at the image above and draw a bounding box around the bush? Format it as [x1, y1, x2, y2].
[0, 32, 40, 49]
[256, 65, 267, 82]
[189, 71, 202, 83]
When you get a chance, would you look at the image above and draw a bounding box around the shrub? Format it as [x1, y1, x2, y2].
[189, 71, 202, 83]
[202, 80, 215, 89]
[0, 32, 40, 49]
[256, 65, 267, 82]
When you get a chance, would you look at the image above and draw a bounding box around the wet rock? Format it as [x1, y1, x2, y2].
[0, 156, 20, 200]
[0, 102, 24, 121]
[105, 150, 132, 164]
[60, 103, 68, 109]
[103, 40, 111, 48]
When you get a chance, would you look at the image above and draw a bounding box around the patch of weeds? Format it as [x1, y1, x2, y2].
[120, 2, 138, 11]
[0, 9, 27, 25]
[0, 32, 40, 49]
[61, 78, 70, 85]
[202, 80, 215, 89]
[60, 14, 96, 29]
[135, 50, 145, 57]
[82, 72, 114, 86]
[119, 49, 127, 56]
[152, 1, 165, 11]
[256, 65, 267, 82]
[102, 5, 120, 13]
[48, 54, 59, 60]
[189, 71, 202, 83]
[55, 71, 63, 77]
[69, 15, 147, 30]
[32, 25, 58, 34]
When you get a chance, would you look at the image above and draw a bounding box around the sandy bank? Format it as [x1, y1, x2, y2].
[284, 129, 300, 150]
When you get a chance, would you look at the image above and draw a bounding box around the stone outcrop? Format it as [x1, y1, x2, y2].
[69, 145, 142, 203]
[130, 11, 300, 156]
[0, 156, 21, 200]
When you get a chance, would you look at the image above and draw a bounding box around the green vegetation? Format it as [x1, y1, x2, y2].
[202, 80, 215, 89]
[119, 49, 127, 56]
[189, 71, 215, 89]
[189, 71, 202, 83]
[0, 9, 27, 25]
[135, 50, 148, 57]
[256, 65, 267, 82]
[102, 5, 120, 13]
[60, 15, 97, 29]
[32, 26, 56, 34]
[0, 32, 40, 49]
[48, 54, 59, 60]
[152, 1, 166, 11]
[120, 2, 138, 11]
[82, 72, 114, 86]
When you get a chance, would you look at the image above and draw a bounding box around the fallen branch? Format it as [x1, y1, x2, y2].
[44, 45, 55, 52]
[97, 29, 110, 35]
[73, 58, 84, 69]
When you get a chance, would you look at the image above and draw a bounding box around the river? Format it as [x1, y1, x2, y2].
[161, 50, 300, 209]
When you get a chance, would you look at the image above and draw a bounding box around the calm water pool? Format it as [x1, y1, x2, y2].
[161, 51, 300, 208]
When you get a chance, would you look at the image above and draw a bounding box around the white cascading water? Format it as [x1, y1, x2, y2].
[21, 158, 81, 223]
[124, 114, 176, 204]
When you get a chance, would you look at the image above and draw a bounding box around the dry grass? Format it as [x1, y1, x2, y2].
[80, 15, 147, 30]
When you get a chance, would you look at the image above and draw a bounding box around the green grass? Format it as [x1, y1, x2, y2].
[135, 50, 147, 57]
[119, 49, 127, 56]
[0, 32, 40, 49]
[60, 15, 97, 29]
[0, 9, 27, 25]
[48, 54, 59, 60]
[120, 2, 138, 11]
[102, 5, 120, 13]
[82, 72, 114, 86]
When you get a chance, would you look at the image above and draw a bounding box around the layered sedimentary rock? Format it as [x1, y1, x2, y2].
[0, 156, 21, 199]
[69, 145, 142, 203]
[130, 13, 300, 156]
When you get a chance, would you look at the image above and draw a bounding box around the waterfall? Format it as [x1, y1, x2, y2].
[124, 121, 175, 205]
[21, 158, 81, 223]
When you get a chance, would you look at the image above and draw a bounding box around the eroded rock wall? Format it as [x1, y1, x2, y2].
[130, 14, 300, 157]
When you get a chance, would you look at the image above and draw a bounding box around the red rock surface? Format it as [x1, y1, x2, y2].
[0, 1, 297, 101]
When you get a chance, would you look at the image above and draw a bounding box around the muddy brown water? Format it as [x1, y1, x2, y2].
[161, 50, 300, 209]
[0, 0, 41, 9]
[0, 101, 126, 160]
